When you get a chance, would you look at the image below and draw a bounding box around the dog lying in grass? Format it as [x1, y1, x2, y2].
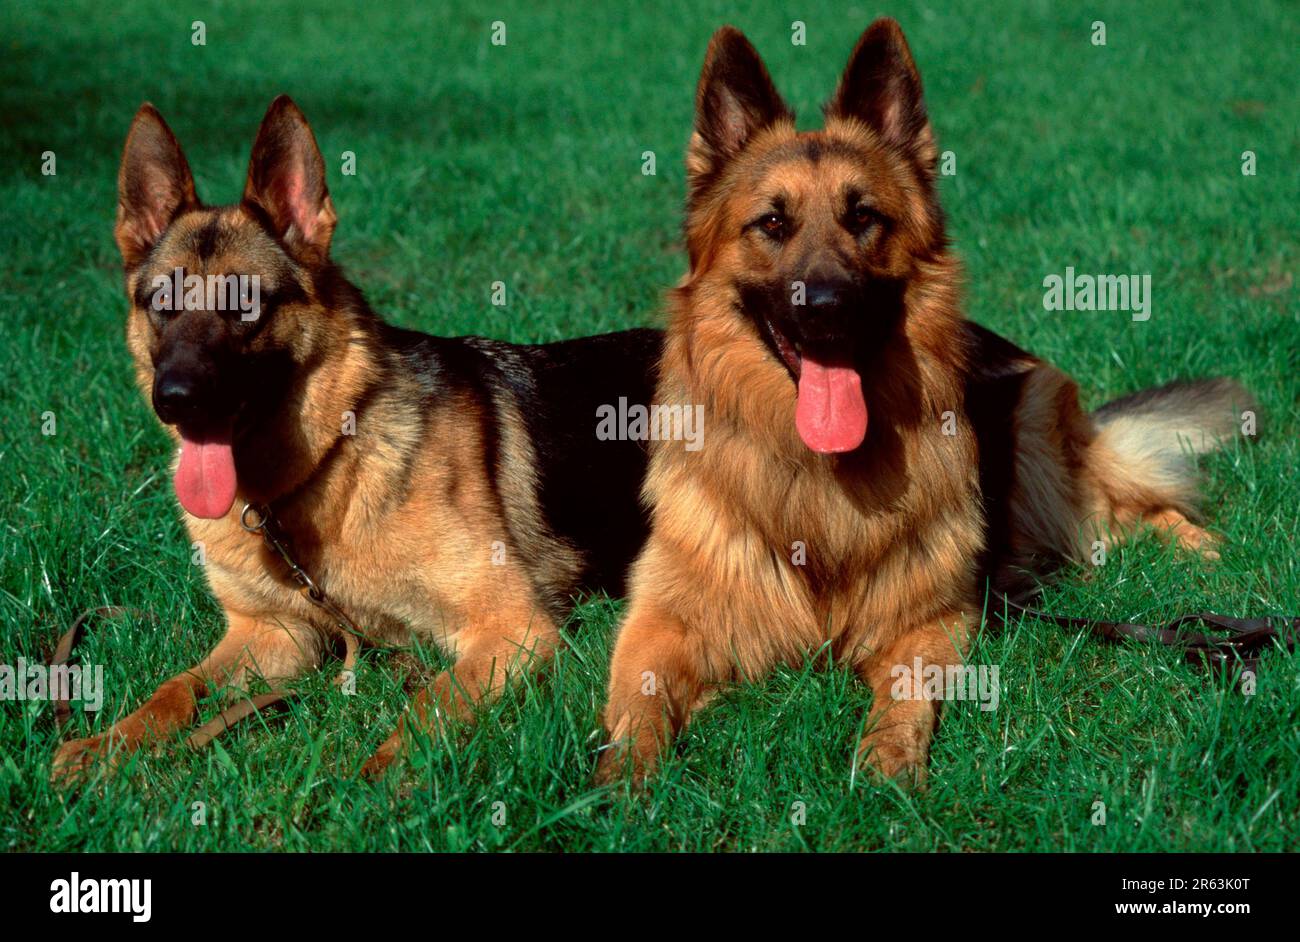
[52, 96, 662, 782]
[595, 19, 1253, 786]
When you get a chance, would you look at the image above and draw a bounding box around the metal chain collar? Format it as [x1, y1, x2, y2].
[239, 502, 373, 646]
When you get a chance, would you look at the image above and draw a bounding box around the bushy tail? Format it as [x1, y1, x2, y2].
[1089, 377, 1256, 513]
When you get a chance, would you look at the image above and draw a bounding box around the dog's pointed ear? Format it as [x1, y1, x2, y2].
[825, 18, 934, 164]
[687, 27, 792, 189]
[115, 104, 198, 268]
[242, 95, 336, 263]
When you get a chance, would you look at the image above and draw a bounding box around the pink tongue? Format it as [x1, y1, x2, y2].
[174, 432, 237, 519]
[795, 356, 868, 453]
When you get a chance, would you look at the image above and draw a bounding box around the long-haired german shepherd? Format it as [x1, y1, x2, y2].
[52, 96, 660, 781]
[595, 20, 1254, 785]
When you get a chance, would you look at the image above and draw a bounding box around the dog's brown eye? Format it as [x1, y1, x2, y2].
[759, 213, 785, 238]
[851, 204, 881, 233]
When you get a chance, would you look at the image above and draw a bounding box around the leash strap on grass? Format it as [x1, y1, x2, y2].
[51, 504, 384, 753]
[49, 610, 359, 751]
[184, 631, 358, 750]
[49, 607, 154, 731]
[994, 593, 1300, 673]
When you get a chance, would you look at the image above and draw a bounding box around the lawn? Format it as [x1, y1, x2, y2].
[1, 0, 1296, 852]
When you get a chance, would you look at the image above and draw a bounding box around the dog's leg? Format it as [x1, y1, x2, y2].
[594, 603, 705, 786]
[360, 604, 560, 777]
[854, 611, 972, 786]
[51, 613, 323, 783]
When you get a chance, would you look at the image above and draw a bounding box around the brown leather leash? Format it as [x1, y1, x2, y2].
[48, 607, 156, 731]
[992, 592, 1300, 674]
[51, 503, 367, 749]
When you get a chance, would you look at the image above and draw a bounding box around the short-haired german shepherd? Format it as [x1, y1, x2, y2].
[595, 20, 1254, 785]
[52, 96, 660, 781]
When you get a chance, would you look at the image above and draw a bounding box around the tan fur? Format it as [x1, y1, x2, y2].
[998, 363, 1234, 577]
[596, 20, 1240, 786]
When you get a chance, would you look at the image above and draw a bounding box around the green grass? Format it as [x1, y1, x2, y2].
[1, 0, 1297, 852]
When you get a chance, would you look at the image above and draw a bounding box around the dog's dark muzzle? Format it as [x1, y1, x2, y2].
[151, 352, 232, 431]
[788, 279, 862, 350]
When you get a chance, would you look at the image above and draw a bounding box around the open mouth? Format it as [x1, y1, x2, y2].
[173, 421, 238, 520]
[760, 314, 869, 455]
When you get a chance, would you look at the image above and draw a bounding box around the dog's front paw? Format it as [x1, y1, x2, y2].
[51, 736, 111, 786]
[592, 743, 628, 787]
[857, 730, 929, 789]
[593, 726, 659, 789]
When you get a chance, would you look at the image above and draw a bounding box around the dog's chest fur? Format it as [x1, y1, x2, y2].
[641, 391, 984, 676]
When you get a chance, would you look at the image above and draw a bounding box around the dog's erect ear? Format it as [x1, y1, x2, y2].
[115, 104, 198, 268]
[825, 18, 934, 164]
[242, 95, 336, 262]
[687, 26, 793, 189]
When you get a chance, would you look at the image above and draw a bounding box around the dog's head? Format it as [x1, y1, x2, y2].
[682, 19, 947, 454]
[116, 96, 346, 519]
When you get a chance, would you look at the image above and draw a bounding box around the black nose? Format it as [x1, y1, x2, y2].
[793, 280, 858, 346]
[152, 372, 201, 425]
[805, 281, 850, 309]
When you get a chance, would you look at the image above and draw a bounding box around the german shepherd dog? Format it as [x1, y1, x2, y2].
[595, 20, 1253, 785]
[52, 96, 660, 781]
